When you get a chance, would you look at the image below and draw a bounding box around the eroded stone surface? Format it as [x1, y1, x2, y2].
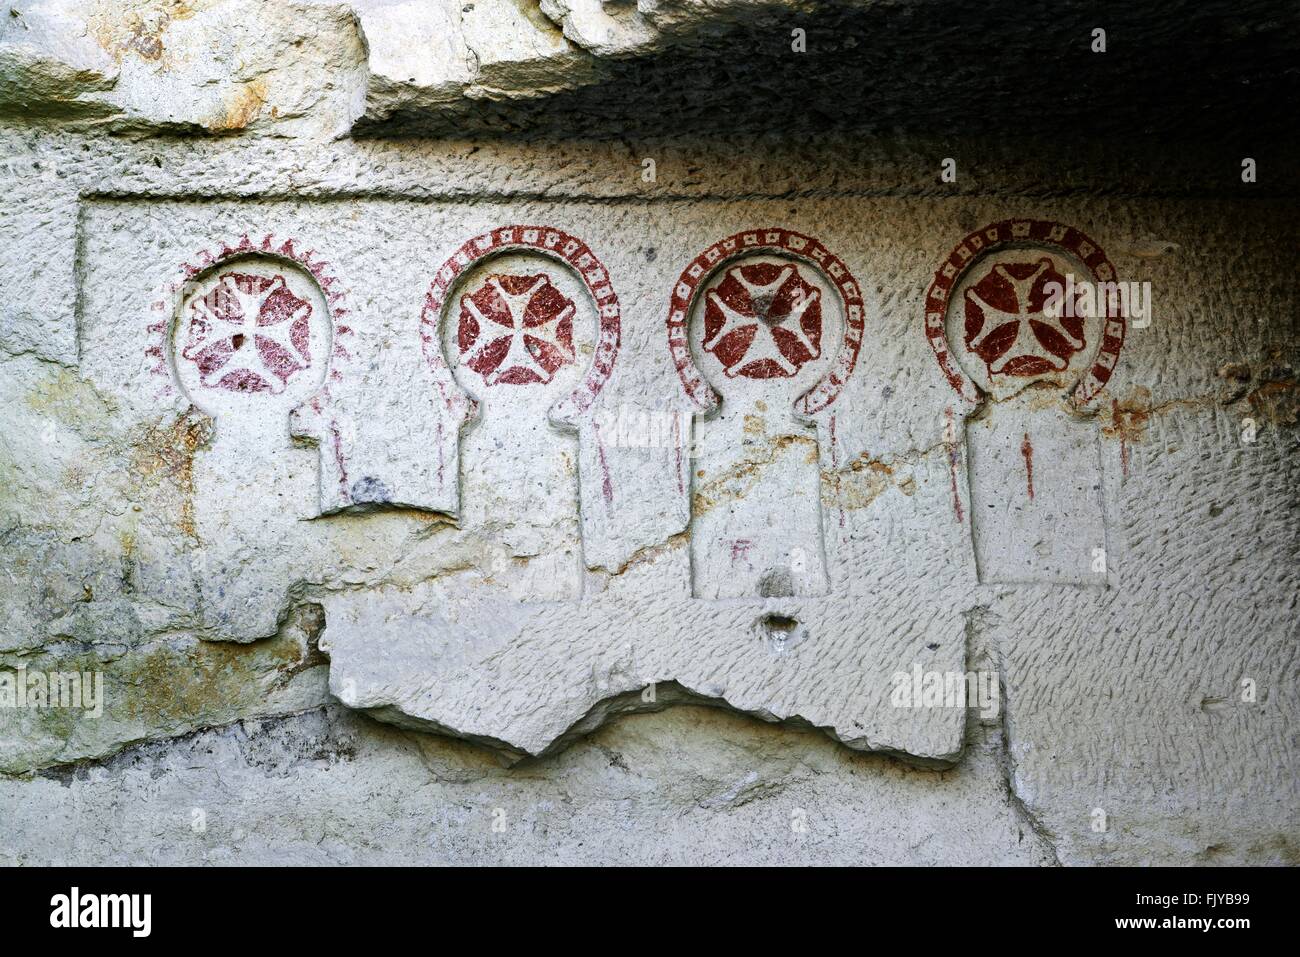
[0, 4, 1297, 864]
[1, 0, 367, 135]
[0, 705, 1058, 866]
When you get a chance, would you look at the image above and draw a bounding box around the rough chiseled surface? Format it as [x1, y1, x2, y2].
[0, 1, 1297, 865]
[1, 705, 1054, 865]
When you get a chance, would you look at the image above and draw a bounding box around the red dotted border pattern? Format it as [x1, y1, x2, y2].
[419, 225, 622, 424]
[923, 218, 1125, 406]
[666, 228, 865, 416]
[148, 233, 354, 399]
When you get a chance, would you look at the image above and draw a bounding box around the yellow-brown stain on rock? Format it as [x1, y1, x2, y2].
[88, 1, 199, 64]
[120, 527, 138, 563]
[208, 79, 269, 132]
[1102, 386, 1153, 444]
[691, 434, 816, 519]
[128, 409, 213, 538]
[1218, 359, 1298, 426]
[1247, 377, 1299, 427]
[5, 608, 329, 773]
[121, 631, 311, 724]
[25, 367, 118, 436]
[823, 454, 894, 510]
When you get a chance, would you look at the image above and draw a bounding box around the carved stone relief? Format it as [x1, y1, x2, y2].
[143, 236, 353, 640]
[75, 206, 997, 761]
[926, 220, 1126, 585]
[422, 227, 620, 601]
[667, 229, 865, 600]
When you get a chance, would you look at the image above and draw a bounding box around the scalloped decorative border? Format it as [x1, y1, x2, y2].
[666, 229, 865, 417]
[146, 233, 355, 403]
[923, 219, 1125, 406]
[419, 225, 622, 426]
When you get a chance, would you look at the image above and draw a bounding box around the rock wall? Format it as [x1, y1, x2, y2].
[0, 0, 1296, 865]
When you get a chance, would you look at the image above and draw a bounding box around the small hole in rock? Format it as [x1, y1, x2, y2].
[761, 614, 798, 635]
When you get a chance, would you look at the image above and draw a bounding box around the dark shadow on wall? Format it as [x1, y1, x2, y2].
[356, 0, 1300, 149]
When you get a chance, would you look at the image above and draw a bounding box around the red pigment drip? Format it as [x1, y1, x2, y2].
[1021, 432, 1035, 500]
[946, 407, 964, 523]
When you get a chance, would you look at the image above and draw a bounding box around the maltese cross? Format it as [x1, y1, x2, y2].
[181, 272, 313, 394]
[458, 274, 576, 386]
[702, 264, 821, 379]
[966, 257, 1085, 375]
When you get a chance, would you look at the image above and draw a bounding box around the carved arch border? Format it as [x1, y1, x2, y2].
[418, 225, 623, 429]
[924, 218, 1125, 407]
[666, 228, 866, 417]
[146, 233, 357, 406]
